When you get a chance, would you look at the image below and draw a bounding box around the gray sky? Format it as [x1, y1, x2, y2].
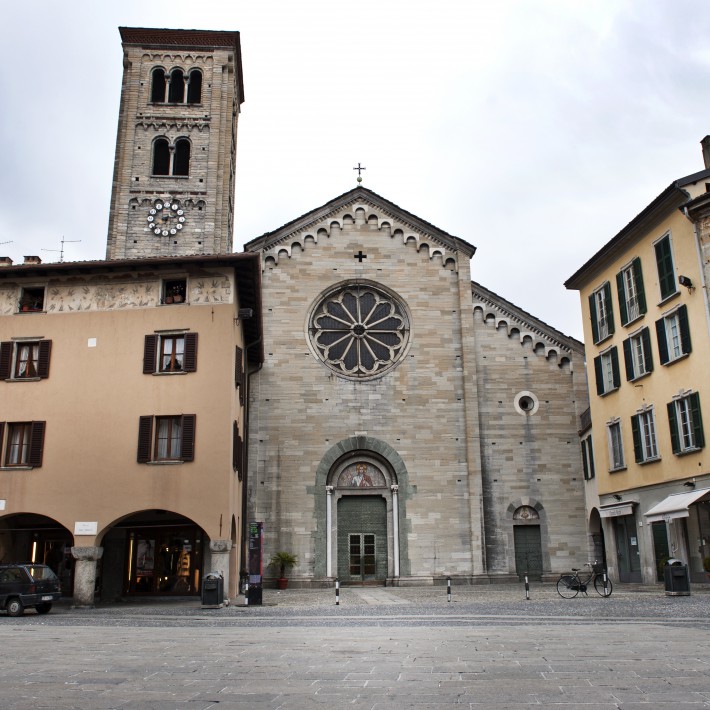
[2, 0, 710, 340]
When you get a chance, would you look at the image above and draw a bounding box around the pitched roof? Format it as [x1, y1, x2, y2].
[244, 186, 477, 258]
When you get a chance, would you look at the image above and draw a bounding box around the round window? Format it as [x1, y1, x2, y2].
[514, 391, 539, 416]
[307, 281, 411, 380]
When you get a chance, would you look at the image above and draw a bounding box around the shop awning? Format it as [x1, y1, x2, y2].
[644, 488, 710, 523]
[599, 502, 635, 518]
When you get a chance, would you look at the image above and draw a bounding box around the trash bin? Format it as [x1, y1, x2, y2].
[664, 559, 690, 596]
[246, 581, 262, 606]
[201, 572, 224, 607]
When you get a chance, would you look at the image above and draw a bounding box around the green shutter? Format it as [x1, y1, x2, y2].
[678, 305, 692, 356]
[589, 293, 600, 344]
[667, 402, 680, 454]
[690, 392, 704, 449]
[611, 347, 620, 389]
[594, 355, 604, 396]
[655, 317, 669, 365]
[655, 236, 676, 300]
[632, 257, 647, 315]
[603, 282, 615, 335]
[580, 442, 589, 479]
[622, 337, 633, 380]
[588, 439, 595, 479]
[616, 271, 628, 326]
[631, 415, 643, 463]
[641, 327, 653, 373]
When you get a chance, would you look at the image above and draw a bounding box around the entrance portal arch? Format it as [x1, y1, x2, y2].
[312, 436, 411, 582]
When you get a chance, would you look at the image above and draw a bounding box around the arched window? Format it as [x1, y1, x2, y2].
[152, 138, 170, 175]
[168, 68, 185, 104]
[187, 69, 202, 104]
[173, 139, 191, 176]
[150, 68, 167, 103]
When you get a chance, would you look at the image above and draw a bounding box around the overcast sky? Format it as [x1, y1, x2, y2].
[1, 0, 709, 340]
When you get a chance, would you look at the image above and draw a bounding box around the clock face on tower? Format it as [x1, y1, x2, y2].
[147, 199, 186, 237]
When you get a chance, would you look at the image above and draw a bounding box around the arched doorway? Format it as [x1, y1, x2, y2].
[0, 513, 74, 593]
[100, 510, 205, 598]
[327, 458, 398, 585]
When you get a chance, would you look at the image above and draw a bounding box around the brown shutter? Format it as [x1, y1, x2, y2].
[0, 343, 12, 380]
[137, 416, 153, 463]
[180, 414, 196, 462]
[0, 422, 4, 460]
[28, 421, 46, 467]
[232, 420, 239, 472]
[37, 340, 52, 379]
[143, 335, 158, 374]
[235, 346, 244, 404]
[183, 333, 198, 372]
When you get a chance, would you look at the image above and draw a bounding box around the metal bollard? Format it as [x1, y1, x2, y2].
[524, 574, 530, 600]
[603, 571, 609, 597]
[244, 581, 249, 607]
[447, 576, 451, 603]
[335, 578, 340, 606]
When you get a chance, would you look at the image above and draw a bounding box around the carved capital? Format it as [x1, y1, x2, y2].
[71, 546, 104, 562]
[209, 539, 233, 553]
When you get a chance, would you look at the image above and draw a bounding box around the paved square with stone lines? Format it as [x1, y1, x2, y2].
[1, 585, 710, 708]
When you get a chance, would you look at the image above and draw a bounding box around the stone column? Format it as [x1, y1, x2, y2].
[71, 546, 103, 608]
[208, 539, 232, 599]
[326, 486, 334, 577]
[391, 485, 400, 578]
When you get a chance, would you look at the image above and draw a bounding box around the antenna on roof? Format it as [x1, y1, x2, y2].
[42, 236, 81, 263]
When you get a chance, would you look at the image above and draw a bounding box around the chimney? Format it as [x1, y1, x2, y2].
[0, 257, 13, 267]
[701, 136, 710, 170]
[23, 255, 42, 265]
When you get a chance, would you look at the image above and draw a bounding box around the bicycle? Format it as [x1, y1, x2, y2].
[556, 562, 612, 598]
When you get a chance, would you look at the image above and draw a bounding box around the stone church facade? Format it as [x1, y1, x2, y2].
[245, 190, 590, 585]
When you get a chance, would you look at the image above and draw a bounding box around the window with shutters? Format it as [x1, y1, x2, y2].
[0, 340, 52, 380]
[589, 282, 614, 344]
[607, 419, 625, 472]
[655, 305, 691, 366]
[137, 414, 196, 464]
[0, 421, 45, 467]
[143, 332, 197, 375]
[631, 408, 659, 464]
[654, 233, 678, 302]
[233, 420, 243, 480]
[622, 327, 652, 381]
[667, 392, 704, 455]
[580, 434, 595, 480]
[616, 258, 646, 326]
[235, 346, 244, 404]
[593, 346, 620, 396]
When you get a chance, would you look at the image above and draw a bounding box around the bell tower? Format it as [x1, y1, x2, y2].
[106, 27, 244, 260]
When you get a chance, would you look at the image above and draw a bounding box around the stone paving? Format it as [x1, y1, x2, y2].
[1, 584, 710, 708]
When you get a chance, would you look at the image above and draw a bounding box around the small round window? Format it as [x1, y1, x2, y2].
[307, 281, 411, 380]
[514, 391, 539, 416]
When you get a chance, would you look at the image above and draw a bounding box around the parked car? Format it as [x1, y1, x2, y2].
[0, 563, 62, 616]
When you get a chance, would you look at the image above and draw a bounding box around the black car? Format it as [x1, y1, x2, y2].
[0, 563, 62, 616]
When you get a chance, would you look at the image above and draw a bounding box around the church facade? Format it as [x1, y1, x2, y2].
[245, 189, 591, 585]
[0, 26, 592, 601]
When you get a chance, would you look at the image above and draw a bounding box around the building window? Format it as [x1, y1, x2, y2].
[656, 305, 691, 365]
[186, 69, 202, 104]
[168, 68, 185, 104]
[589, 282, 614, 344]
[0, 421, 45, 467]
[593, 346, 620, 396]
[233, 420, 243, 481]
[137, 414, 196, 463]
[607, 420, 625, 471]
[19, 287, 45, 313]
[173, 139, 191, 176]
[150, 67, 167, 103]
[152, 138, 170, 176]
[622, 327, 652, 381]
[0, 340, 52, 380]
[631, 408, 659, 463]
[616, 257, 646, 326]
[308, 281, 411, 380]
[143, 333, 197, 374]
[235, 345, 244, 405]
[162, 279, 187, 304]
[654, 234, 677, 301]
[667, 392, 704, 455]
[581, 435, 595, 480]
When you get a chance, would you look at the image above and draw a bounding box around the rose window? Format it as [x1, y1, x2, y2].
[308, 283, 410, 379]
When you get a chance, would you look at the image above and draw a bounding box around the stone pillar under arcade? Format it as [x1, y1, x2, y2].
[71, 546, 103, 607]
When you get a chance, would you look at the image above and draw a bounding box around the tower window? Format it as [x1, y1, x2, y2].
[150, 68, 167, 103]
[152, 138, 170, 176]
[173, 139, 191, 176]
[168, 68, 185, 104]
[187, 69, 202, 104]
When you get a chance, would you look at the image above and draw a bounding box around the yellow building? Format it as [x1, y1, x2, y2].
[566, 142, 710, 585]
